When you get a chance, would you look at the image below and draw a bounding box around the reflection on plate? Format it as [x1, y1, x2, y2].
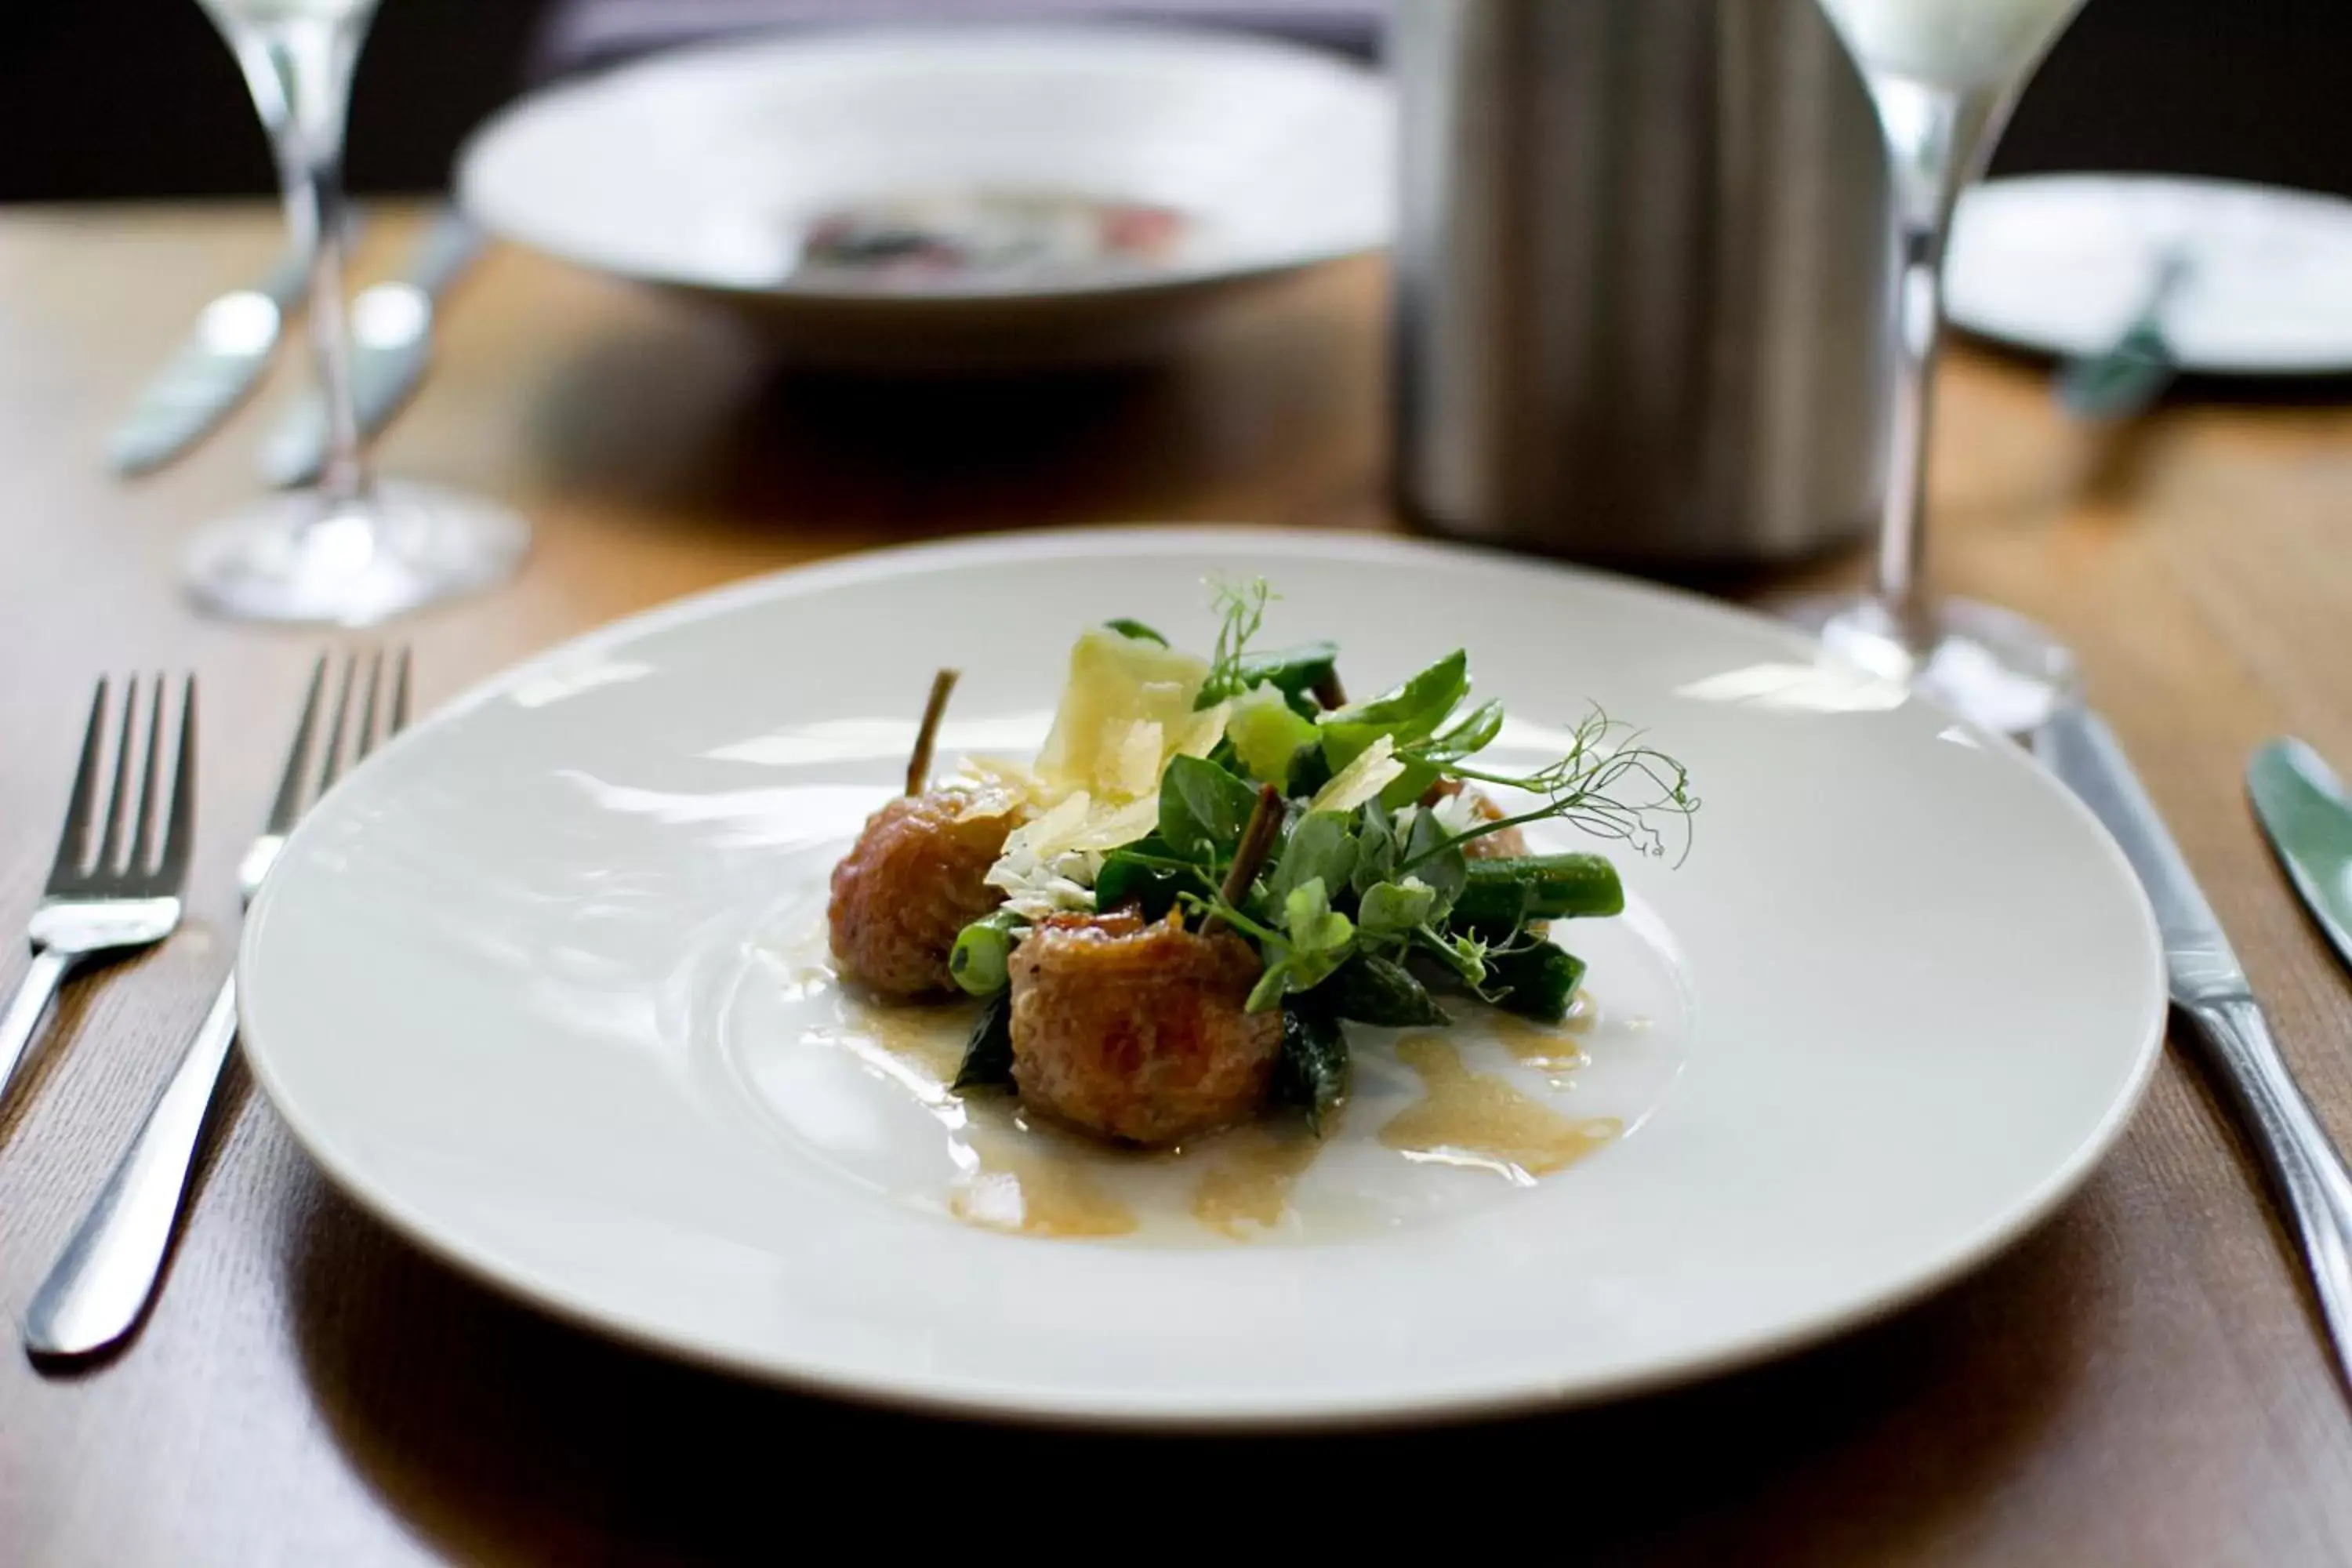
[238, 528, 2163, 1427]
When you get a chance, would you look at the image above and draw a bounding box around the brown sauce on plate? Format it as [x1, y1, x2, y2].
[950, 1123, 1139, 1240]
[1379, 1036, 1620, 1181]
[1189, 1120, 1330, 1240]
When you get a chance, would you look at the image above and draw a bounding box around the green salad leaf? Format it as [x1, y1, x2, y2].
[1269, 1001, 1349, 1131]
[1245, 877, 1358, 1012]
[1159, 753, 1261, 863]
[1319, 649, 1469, 771]
[953, 993, 1016, 1090]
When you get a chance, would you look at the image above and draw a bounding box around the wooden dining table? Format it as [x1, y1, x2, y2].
[5, 202, 2352, 1566]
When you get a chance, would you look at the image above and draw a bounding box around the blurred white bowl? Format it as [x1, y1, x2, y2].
[457, 25, 1394, 368]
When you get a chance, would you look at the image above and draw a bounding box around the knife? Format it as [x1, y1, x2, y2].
[106, 242, 312, 477]
[2045, 706, 2352, 1388]
[260, 209, 485, 488]
[2054, 249, 2189, 423]
[2249, 739, 2352, 975]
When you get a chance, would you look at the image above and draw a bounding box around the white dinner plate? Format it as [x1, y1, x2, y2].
[1947, 173, 2352, 376]
[456, 27, 1391, 367]
[238, 529, 2164, 1428]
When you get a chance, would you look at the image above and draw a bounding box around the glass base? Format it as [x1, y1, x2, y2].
[1786, 593, 2080, 741]
[183, 478, 528, 627]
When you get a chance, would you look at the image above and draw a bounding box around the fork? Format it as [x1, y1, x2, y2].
[25, 650, 405, 1359]
[0, 676, 197, 1121]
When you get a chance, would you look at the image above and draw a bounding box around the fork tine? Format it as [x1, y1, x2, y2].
[157, 675, 198, 887]
[127, 676, 167, 873]
[93, 675, 143, 874]
[49, 681, 110, 886]
[390, 647, 412, 735]
[352, 649, 384, 762]
[315, 654, 360, 796]
[263, 657, 328, 836]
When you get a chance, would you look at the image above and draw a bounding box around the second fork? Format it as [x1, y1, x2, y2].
[24, 650, 406, 1359]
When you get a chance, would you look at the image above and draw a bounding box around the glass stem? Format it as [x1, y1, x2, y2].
[227, 16, 370, 509]
[1864, 78, 2002, 649]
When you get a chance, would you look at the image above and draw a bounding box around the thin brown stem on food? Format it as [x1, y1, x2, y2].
[905, 668, 960, 796]
[1204, 784, 1284, 936]
[1311, 670, 1347, 710]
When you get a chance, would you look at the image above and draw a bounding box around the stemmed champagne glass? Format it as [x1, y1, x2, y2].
[186, 0, 527, 626]
[1805, 0, 2092, 735]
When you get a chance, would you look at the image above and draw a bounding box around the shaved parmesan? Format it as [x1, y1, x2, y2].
[1309, 734, 1403, 815]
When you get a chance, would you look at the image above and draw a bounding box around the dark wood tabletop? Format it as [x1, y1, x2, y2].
[6, 204, 2352, 1566]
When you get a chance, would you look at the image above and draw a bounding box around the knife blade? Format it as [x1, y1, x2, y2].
[2249, 739, 2352, 976]
[2054, 249, 2188, 423]
[2045, 706, 2352, 1393]
[260, 209, 485, 488]
[106, 242, 311, 477]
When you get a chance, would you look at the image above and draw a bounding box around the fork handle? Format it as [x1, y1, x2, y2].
[0, 949, 73, 1114]
[2184, 993, 2352, 1391]
[23, 974, 237, 1358]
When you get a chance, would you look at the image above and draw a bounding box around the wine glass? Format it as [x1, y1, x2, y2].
[1802, 0, 2092, 736]
[184, 0, 527, 626]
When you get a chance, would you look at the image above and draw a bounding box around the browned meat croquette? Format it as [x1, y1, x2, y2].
[828, 791, 1014, 998]
[1007, 909, 1282, 1145]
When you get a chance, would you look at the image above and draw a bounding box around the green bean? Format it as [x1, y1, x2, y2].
[948, 909, 1027, 996]
[1485, 944, 1587, 1024]
[1331, 953, 1451, 1027]
[1451, 854, 1624, 928]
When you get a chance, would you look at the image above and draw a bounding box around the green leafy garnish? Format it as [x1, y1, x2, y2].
[1319, 649, 1469, 771]
[1330, 952, 1450, 1026]
[1197, 576, 1276, 708]
[1269, 1001, 1348, 1131]
[1267, 811, 1357, 905]
[1158, 754, 1261, 864]
[953, 993, 1015, 1090]
[1244, 878, 1357, 1013]
[1356, 877, 1439, 936]
[1235, 641, 1340, 702]
[985, 580, 1700, 1136]
[1441, 707, 1699, 864]
[1102, 617, 1167, 646]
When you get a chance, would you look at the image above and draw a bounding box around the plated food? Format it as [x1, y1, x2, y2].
[828, 580, 1695, 1150]
[235, 529, 2164, 1424]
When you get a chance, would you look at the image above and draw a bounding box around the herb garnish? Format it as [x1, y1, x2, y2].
[948, 579, 1699, 1133]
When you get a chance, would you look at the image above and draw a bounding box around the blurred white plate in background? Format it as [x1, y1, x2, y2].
[1948, 173, 2352, 376]
[457, 25, 1392, 368]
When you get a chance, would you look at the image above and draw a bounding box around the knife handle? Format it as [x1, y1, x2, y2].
[2184, 993, 2352, 1386]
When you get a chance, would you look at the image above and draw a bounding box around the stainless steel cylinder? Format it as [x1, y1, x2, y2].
[1392, 0, 1893, 568]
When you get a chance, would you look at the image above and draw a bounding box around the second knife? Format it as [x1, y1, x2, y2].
[260, 209, 485, 488]
[2048, 707, 2352, 1392]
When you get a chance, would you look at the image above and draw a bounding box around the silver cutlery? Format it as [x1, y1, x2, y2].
[2055, 249, 2190, 422]
[107, 245, 312, 477]
[260, 210, 485, 488]
[2046, 707, 2352, 1388]
[0, 677, 197, 1120]
[2249, 739, 2352, 974]
[25, 651, 406, 1359]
